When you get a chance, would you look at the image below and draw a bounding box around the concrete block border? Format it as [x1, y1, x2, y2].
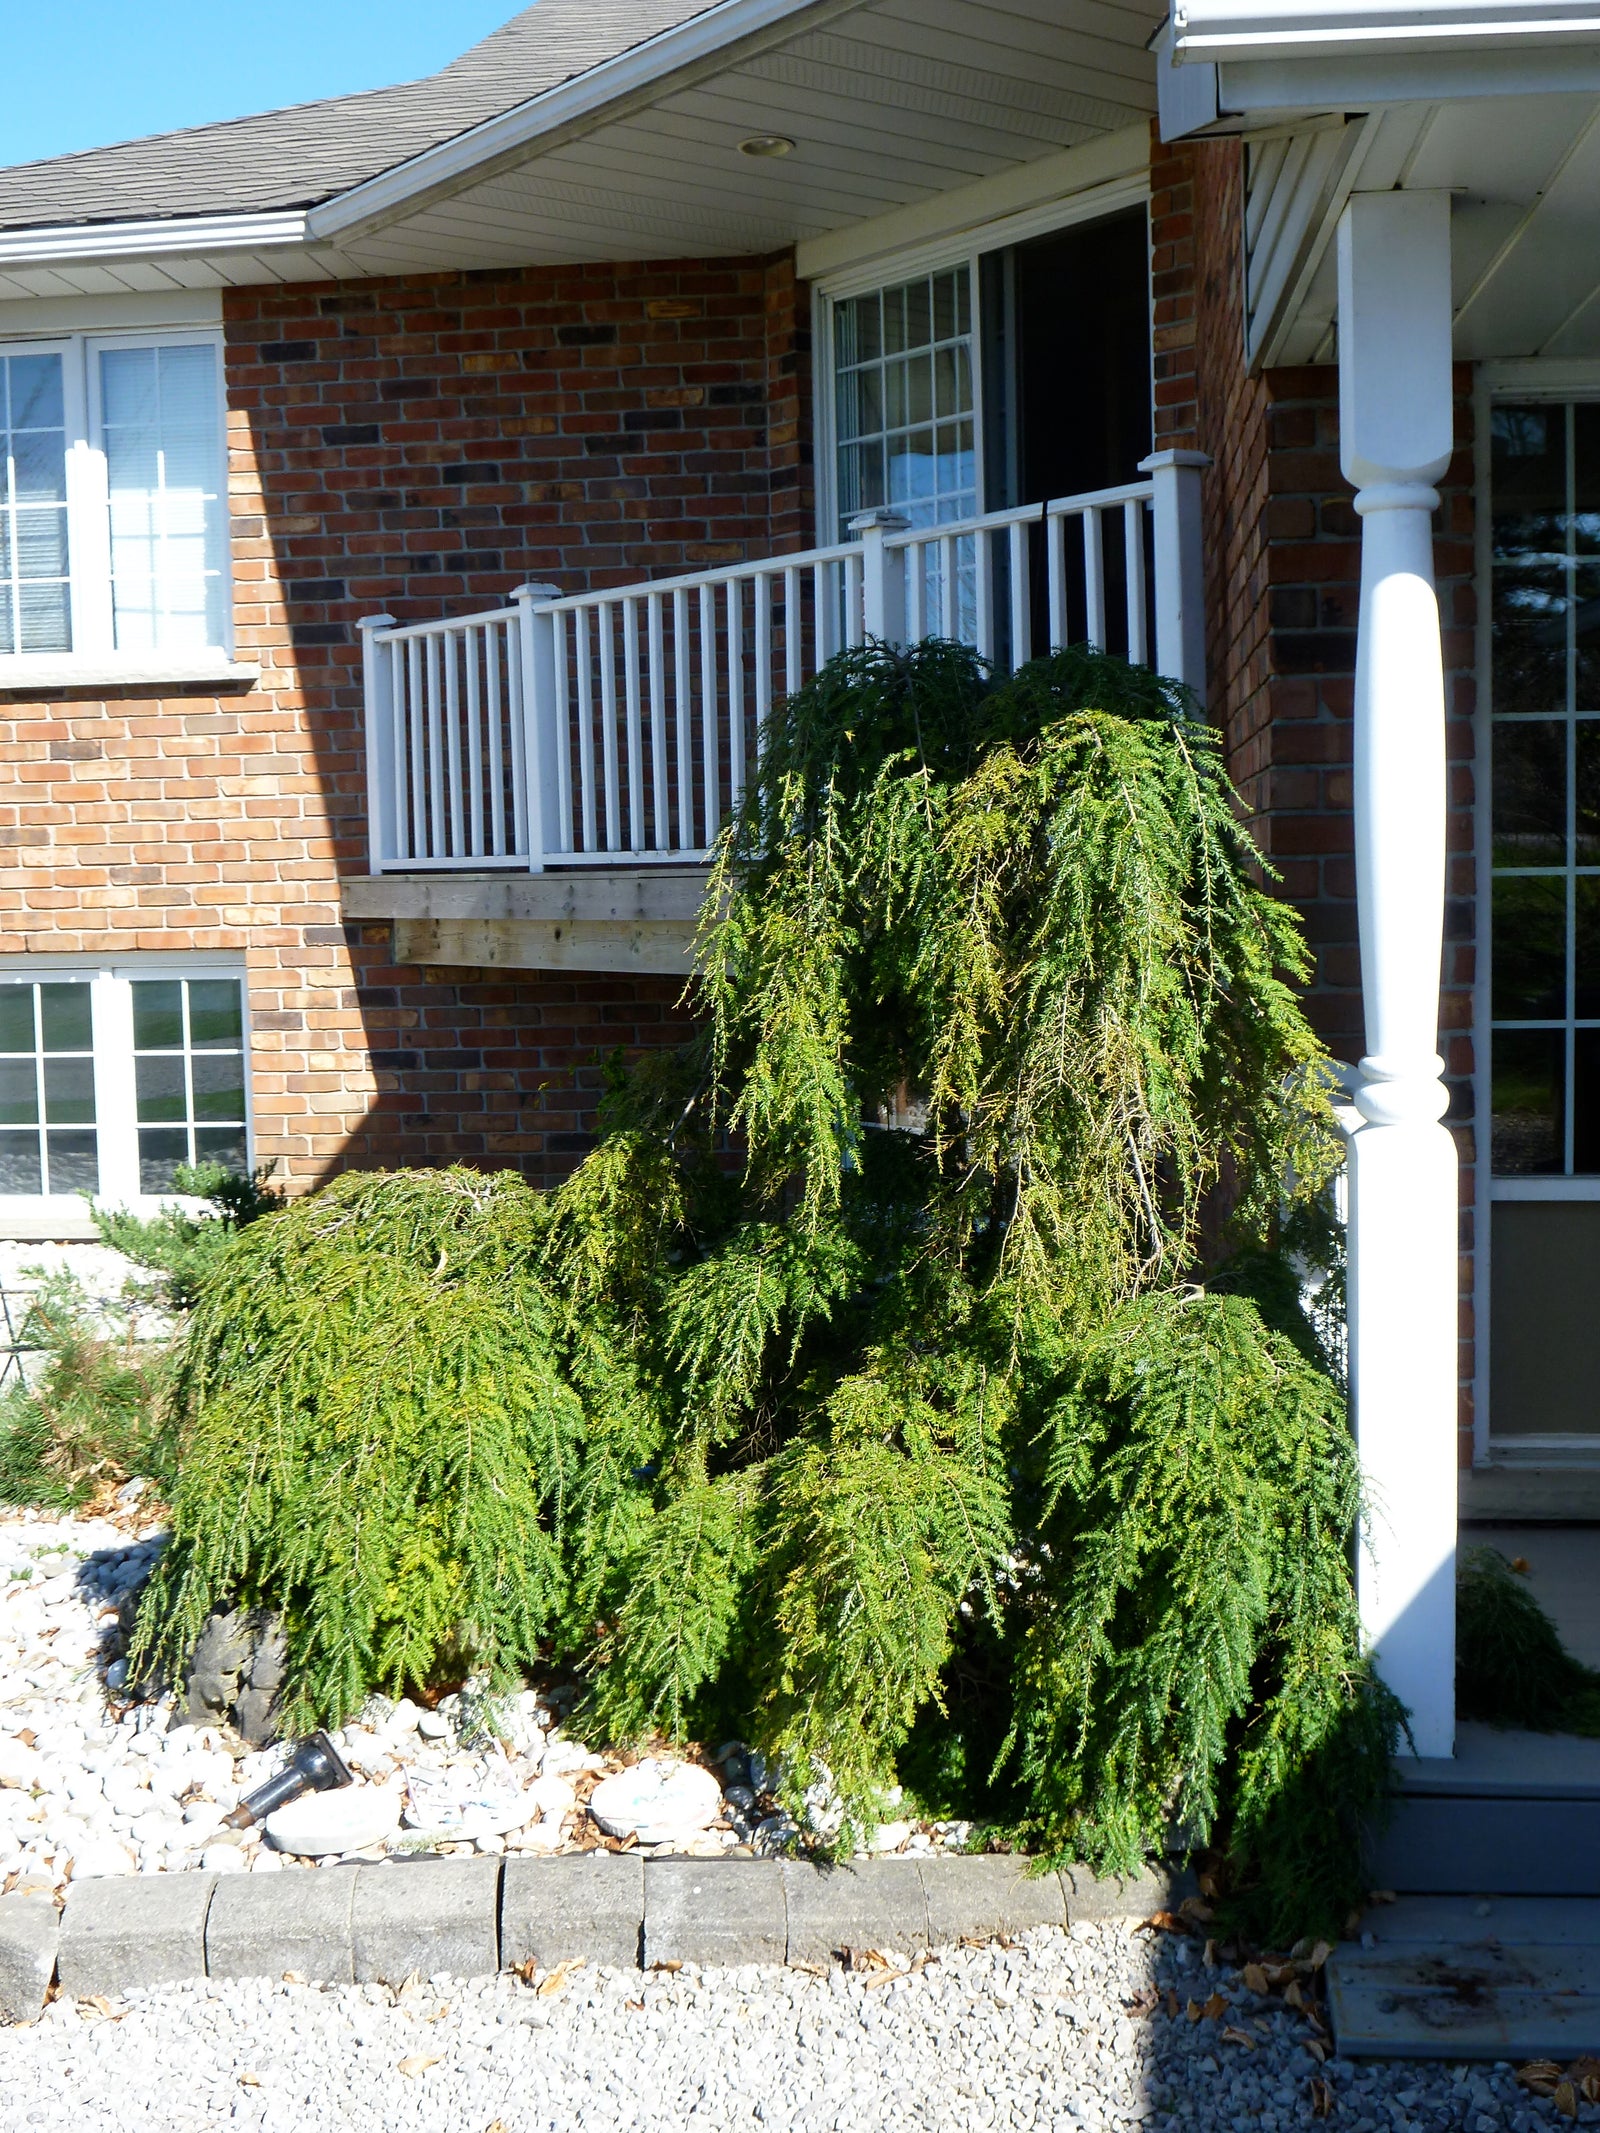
[15, 1854, 1186, 2014]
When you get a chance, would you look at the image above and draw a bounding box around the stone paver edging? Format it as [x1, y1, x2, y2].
[0, 1854, 1181, 2022]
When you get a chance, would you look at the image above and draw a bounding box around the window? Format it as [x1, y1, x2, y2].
[1488, 399, 1600, 1175]
[131, 977, 248, 1190]
[832, 267, 976, 540]
[0, 966, 250, 1226]
[0, 331, 227, 663]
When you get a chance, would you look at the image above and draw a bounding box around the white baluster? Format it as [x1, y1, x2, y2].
[358, 614, 398, 871]
[785, 565, 803, 696]
[1123, 499, 1147, 666]
[755, 570, 774, 766]
[1338, 188, 1458, 1759]
[406, 638, 424, 863]
[444, 629, 465, 860]
[624, 595, 644, 855]
[700, 582, 719, 850]
[486, 619, 507, 858]
[727, 577, 746, 814]
[1008, 519, 1031, 673]
[600, 600, 621, 852]
[575, 605, 597, 853]
[464, 625, 485, 857]
[675, 587, 693, 851]
[425, 633, 445, 860]
[1046, 511, 1066, 651]
[648, 592, 669, 850]
[1084, 510, 1107, 648]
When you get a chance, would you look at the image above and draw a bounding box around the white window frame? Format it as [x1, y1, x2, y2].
[0, 326, 231, 680]
[1472, 359, 1600, 1460]
[0, 957, 253, 1241]
[810, 180, 1153, 546]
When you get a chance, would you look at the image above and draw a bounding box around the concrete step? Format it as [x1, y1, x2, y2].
[1328, 1896, 1600, 2060]
[1367, 1724, 1600, 1897]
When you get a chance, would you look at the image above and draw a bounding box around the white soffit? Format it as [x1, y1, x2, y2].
[0, 287, 225, 336]
[0, 0, 1160, 295]
[1245, 92, 1600, 364]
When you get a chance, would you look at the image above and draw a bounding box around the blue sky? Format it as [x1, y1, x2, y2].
[4, 3, 524, 169]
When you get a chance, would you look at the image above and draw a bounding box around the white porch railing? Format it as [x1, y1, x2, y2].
[359, 448, 1206, 874]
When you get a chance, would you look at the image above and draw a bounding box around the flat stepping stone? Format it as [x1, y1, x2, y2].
[589, 1760, 722, 1845]
[265, 1784, 401, 1858]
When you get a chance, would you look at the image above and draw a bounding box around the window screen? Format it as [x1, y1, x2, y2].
[0, 982, 98, 1196]
[133, 977, 248, 1191]
[0, 354, 71, 655]
[101, 343, 226, 652]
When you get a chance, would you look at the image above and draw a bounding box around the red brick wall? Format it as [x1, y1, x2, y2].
[1152, 129, 1479, 1458]
[0, 254, 812, 1196]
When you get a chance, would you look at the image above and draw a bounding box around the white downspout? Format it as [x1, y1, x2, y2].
[1337, 188, 1459, 1759]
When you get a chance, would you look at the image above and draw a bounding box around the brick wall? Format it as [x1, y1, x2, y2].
[1152, 128, 1480, 1459]
[0, 253, 812, 1198]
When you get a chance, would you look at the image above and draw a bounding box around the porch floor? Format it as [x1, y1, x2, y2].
[1461, 1520, 1600, 1670]
[1328, 1897, 1600, 2060]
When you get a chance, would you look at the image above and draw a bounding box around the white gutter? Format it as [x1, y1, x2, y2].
[0, 210, 309, 268]
[1172, 0, 1600, 57]
[306, 0, 866, 242]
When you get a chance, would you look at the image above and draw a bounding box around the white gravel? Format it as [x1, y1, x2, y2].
[0, 1510, 973, 1898]
[0, 1922, 1576, 2133]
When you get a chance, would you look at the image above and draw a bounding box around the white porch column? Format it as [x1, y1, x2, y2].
[1338, 189, 1458, 1757]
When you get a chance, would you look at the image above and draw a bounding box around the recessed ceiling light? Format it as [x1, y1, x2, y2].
[738, 134, 796, 158]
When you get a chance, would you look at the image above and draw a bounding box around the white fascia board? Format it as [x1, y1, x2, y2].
[307, 0, 861, 243]
[1171, 0, 1600, 60]
[1213, 38, 1600, 101]
[0, 211, 309, 269]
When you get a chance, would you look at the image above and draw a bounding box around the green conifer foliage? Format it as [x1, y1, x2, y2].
[135, 641, 1397, 1937]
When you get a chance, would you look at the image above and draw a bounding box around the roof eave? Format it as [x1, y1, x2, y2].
[304, 0, 864, 243]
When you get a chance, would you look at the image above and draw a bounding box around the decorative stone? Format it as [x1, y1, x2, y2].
[416, 1711, 451, 1740]
[265, 1785, 401, 1858]
[65, 1838, 136, 1879]
[589, 1759, 722, 1846]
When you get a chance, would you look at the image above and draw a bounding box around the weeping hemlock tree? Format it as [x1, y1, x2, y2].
[139, 642, 1399, 1938]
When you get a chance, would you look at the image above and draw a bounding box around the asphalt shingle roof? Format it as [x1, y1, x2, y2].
[0, 0, 719, 233]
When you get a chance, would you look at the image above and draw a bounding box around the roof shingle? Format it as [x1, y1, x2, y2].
[0, 0, 718, 232]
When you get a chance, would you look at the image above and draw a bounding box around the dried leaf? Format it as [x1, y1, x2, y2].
[1139, 1910, 1183, 1935]
[1202, 1938, 1219, 1969]
[1242, 1963, 1270, 1996]
[537, 1959, 583, 1998]
[1124, 1986, 1159, 2016]
[81, 1996, 113, 2017]
[1555, 2081, 1579, 2121]
[1203, 1993, 1227, 2021]
[1196, 1870, 1222, 1900]
[650, 1959, 684, 1975]
[238, 2073, 262, 2089]
[281, 1971, 306, 1986]
[1283, 1980, 1307, 2011]
[1186, 1998, 1204, 2024]
[1165, 1987, 1181, 2019]
[1518, 2062, 1563, 2097]
[1310, 2077, 1333, 2118]
[625, 1999, 645, 2013]
[1306, 2039, 1328, 2064]
[1511, 1556, 1531, 1574]
[1221, 2025, 1258, 2051]
[1178, 1897, 1215, 1924]
[1308, 1940, 1333, 1969]
[398, 2053, 444, 2078]
[1583, 2075, 1600, 2106]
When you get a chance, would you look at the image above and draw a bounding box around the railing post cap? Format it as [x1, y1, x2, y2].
[512, 581, 562, 602]
[846, 509, 913, 534]
[1137, 449, 1211, 473]
[356, 612, 398, 632]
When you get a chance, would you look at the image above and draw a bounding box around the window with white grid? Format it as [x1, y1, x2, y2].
[0, 965, 251, 1230]
[0, 330, 228, 667]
